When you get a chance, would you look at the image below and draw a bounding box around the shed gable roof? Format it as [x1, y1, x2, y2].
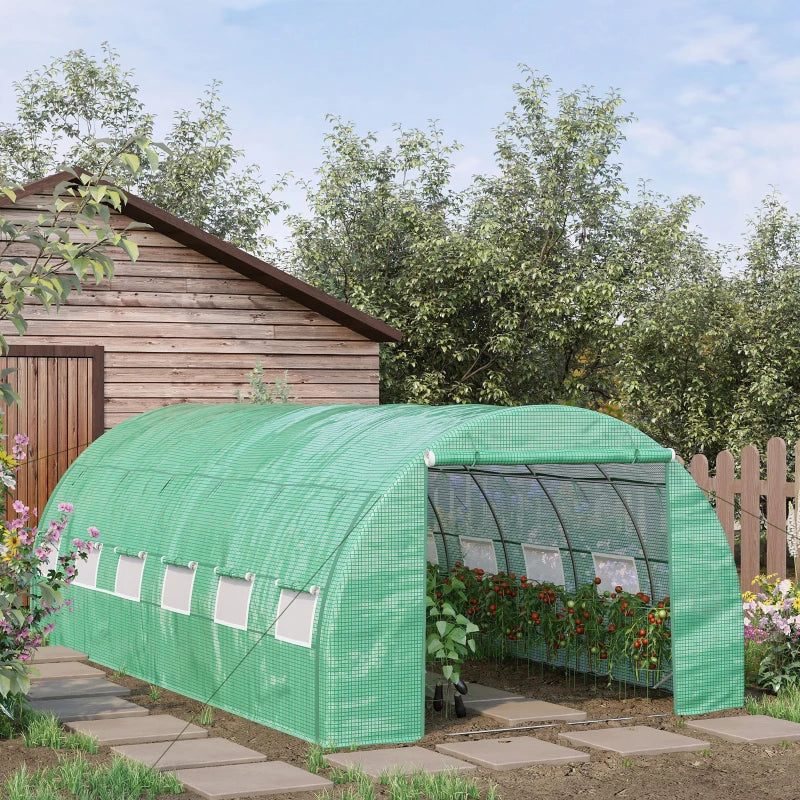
[0, 171, 401, 343]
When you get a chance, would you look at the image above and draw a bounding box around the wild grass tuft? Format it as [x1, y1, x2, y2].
[0, 698, 37, 740]
[4, 753, 182, 800]
[23, 713, 98, 753]
[306, 743, 329, 774]
[748, 685, 800, 722]
[199, 705, 214, 726]
[315, 768, 499, 800]
[330, 764, 364, 784]
[147, 684, 160, 702]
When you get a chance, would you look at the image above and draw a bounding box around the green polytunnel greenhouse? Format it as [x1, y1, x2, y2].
[45, 403, 743, 746]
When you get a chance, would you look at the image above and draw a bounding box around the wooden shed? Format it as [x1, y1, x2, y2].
[0, 171, 400, 512]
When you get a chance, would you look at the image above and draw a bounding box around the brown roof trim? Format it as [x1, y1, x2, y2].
[0, 170, 402, 343]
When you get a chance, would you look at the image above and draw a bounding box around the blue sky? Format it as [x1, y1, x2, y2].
[3, 0, 800, 250]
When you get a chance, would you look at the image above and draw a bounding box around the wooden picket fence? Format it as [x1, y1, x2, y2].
[680, 438, 800, 590]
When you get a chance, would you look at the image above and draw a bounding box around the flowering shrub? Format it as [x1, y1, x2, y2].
[0, 434, 98, 710]
[426, 560, 671, 690]
[743, 574, 800, 692]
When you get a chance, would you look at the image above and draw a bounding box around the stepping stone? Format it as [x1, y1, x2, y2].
[460, 683, 526, 704]
[686, 714, 800, 744]
[425, 673, 523, 704]
[325, 746, 475, 778]
[560, 725, 709, 756]
[112, 738, 267, 772]
[29, 696, 148, 723]
[437, 736, 590, 769]
[31, 662, 105, 681]
[28, 678, 130, 701]
[477, 699, 588, 724]
[176, 762, 333, 799]
[67, 714, 208, 746]
[30, 646, 88, 663]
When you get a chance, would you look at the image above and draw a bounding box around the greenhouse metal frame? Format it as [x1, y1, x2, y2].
[46, 403, 743, 746]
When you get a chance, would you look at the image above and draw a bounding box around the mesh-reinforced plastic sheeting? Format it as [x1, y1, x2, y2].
[44, 403, 743, 745]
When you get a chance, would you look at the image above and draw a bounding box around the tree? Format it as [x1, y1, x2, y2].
[726, 194, 800, 451]
[287, 69, 713, 408]
[0, 44, 283, 257]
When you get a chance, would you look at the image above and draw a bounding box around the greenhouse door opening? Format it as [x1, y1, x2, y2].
[426, 462, 670, 686]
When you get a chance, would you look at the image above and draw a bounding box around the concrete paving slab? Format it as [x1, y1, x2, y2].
[325, 746, 475, 778]
[28, 678, 130, 701]
[29, 695, 148, 722]
[31, 661, 105, 681]
[425, 674, 524, 704]
[176, 761, 333, 799]
[112, 738, 267, 771]
[686, 714, 800, 744]
[437, 736, 590, 769]
[67, 714, 208, 746]
[30, 646, 88, 663]
[560, 725, 709, 756]
[477, 699, 588, 723]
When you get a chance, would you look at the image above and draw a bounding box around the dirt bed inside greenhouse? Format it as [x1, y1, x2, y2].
[1, 659, 797, 800]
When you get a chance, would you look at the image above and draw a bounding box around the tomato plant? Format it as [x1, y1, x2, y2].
[425, 559, 671, 688]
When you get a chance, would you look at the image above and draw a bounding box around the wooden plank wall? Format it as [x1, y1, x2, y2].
[0, 346, 102, 514]
[0, 198, 380, 429]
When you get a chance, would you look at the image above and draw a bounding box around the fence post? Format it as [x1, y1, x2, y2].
[689, 454, 710, 496]
[740, 444, 761, 591]
[715, 450, 736, 554]
[766, 437, 788, 579]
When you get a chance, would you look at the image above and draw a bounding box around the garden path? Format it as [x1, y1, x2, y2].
[25, 649, 800, 797]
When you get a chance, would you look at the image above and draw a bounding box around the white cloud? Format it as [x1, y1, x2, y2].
[763, 56, 800, 83]
[673, 20, 762, 66]
[626, 120, 678, 158]
[677, 84, 740, 107]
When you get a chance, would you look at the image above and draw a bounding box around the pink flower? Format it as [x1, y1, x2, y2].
[14, 433, 29, 447]
[87, 526, 100, 539]
[57, 503, 74, 513]
[72, 538, 85, 549]
[12, 500, 26, 515]
[34, 547, 47, 560]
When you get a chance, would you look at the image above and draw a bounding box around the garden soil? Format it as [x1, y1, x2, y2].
[2, 659, 798, 800]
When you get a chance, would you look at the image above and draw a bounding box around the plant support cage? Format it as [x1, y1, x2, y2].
[45, 404, 743, 746]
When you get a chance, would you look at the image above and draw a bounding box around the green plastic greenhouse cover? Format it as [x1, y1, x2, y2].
[45, 403, 743, 746]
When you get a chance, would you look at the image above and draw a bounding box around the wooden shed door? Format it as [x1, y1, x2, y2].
[0, 346, 104, 514]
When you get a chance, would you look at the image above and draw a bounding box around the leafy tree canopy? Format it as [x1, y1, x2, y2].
[286, 68, 800, 459]
[0, 43, 284, 257]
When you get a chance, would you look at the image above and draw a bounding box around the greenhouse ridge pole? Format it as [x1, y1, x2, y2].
[595, 464, 655, 599]
[524, 465, 580, 590]
[464, 465, 511, 575]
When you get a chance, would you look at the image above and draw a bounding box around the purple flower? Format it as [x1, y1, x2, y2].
[14, 433, 29, 447]
[87, 526, 100, 539]
[57, 503, 73, 513]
